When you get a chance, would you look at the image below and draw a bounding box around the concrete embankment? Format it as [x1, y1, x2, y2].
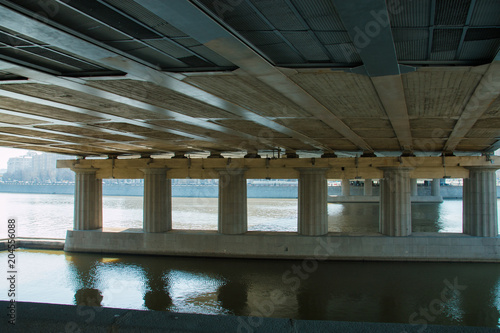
[0, 237, 64, 251]
[1, 301, 498, 333]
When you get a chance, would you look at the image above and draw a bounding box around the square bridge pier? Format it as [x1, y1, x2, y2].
[58, 156, 500, 262]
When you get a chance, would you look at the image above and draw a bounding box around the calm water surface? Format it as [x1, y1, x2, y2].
[0, 250, 499, 328]
[1, 193, 499, 327]
[0, 192, 492, 238]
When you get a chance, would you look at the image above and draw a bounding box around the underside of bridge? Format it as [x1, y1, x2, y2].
[0, 0, 498, 158]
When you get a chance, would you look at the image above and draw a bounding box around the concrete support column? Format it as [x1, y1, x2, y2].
[463, 167, 499, 237]
[410, 179, 418, 196]
[218, 169, 247, 234]
[341, 178, 350, 196]
[364, 179, 373, 196]
[74, 168, 102, 230]
[297, 168, 328, 236]
[95, 178, 102, 227]
[379, 167, 413, 236]
[431, 179, 441, 196]
[142, 168, 171, 233]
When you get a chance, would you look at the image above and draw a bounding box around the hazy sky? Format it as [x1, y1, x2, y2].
[0, 147, 30, 170]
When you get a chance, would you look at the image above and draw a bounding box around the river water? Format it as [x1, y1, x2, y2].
[0, 193, 499, 328]
[0, 192, 487, 238]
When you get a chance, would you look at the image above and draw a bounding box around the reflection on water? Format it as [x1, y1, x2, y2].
[1, 250, 499, 328]
[0, 193, 498, 238]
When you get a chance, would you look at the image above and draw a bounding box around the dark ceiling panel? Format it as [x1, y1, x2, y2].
[470, 0, 500, 26]
[389, 0, 431, 28]
[290, 0, 345, 30]
[252, 0, 304, 31]
[435, 0, 471, 25]
[431, 29, 463, 60]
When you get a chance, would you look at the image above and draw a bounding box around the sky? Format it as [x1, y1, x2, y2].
[0, 147, 30, 170]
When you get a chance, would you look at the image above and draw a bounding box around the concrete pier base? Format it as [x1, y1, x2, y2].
[65, 230, 500, 262]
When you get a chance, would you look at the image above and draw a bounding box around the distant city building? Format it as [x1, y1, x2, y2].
[4, 152, 73, 182]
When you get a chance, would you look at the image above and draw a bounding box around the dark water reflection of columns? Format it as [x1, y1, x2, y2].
[61, 252, 500, 328]
[66, 254, 104, 307]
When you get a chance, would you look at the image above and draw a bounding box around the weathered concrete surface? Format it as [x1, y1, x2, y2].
[1, 301, 498, 333]
[65, 230, 500, 262]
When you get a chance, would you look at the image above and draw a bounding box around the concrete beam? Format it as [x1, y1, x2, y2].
[133, 0, 372, 152]
[58, 156, 500, 180]
[371, 75, 413, 152]
[445, 59, 500, 153]
[0, 61, 274, 152]
[332, 0, 413, 152]
[0, 5, 328, 151]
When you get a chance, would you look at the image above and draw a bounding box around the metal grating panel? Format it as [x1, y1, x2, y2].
[315, 31, 352, 45]
[435, 0, 471, 25]
[389, 0, 431, 27]
[461, 28, 500, 60]
[0, 30, 32, 47]
[393, 29, 429, 61]
[431, 29, 462, 60]
[240, 31, 304, 64]
[325, 44, 362, 64]
[252, 0, 305, 30]
[104, 0, 187, 37]
[281, 31, 328, 61]
[464, 28, 500, 41]
[106, 41, 186, 68]
[144, 39, 193, 59]
[469, 0, 500, 26]
[21, 46, 105, 71]
[66, 1, 160, 39]
[291, 0, 345, 30]
[0, 47, 78, 73]
[189, 45, 235, 67]
[197, 0, 271, 31]
[459, 40, 500, 60]
[254, 42, 304, 64]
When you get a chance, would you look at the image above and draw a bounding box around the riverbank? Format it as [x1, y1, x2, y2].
[1, 301, 498, 332]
